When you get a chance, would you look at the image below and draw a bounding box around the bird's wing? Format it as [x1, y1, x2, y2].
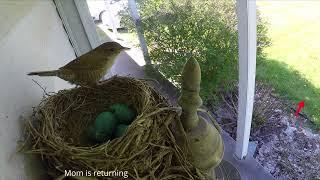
[61, 50, 108, 70]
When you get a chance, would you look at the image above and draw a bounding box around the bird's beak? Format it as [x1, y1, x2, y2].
[122, 46, 131, 50]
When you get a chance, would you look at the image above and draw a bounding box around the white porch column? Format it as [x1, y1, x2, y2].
[235, 0, 257, 159]
[54, 0, 101, 56]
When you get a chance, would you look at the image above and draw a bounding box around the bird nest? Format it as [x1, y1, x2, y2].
[23, 76, 207, 179]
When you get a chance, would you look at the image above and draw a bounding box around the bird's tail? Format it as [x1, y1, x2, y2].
[27, 70, 59, 76]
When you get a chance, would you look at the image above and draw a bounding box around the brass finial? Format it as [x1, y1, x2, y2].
[177, 58, 224, 176]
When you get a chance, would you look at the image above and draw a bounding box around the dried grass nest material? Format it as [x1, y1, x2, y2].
[24, 76, 207, 179]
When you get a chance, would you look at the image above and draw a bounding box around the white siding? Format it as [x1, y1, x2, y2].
[0, 0, 75, 179]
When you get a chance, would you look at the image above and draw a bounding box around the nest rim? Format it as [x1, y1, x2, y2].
[24, 76, 206, 179]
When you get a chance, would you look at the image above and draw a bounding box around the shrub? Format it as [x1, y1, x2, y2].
[122, 0, 270, 101]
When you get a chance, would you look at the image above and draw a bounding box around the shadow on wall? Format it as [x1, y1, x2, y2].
[256, 58, 320, 128]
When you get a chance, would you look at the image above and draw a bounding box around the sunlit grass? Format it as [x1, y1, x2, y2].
[257, 1, 320, 127]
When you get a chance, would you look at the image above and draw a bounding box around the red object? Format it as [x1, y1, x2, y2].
[295, 100, 305, 117]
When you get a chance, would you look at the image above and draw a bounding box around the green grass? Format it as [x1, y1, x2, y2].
[256, 1, 320, 127]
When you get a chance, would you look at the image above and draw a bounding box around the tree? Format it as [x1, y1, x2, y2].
[122, 0, 270, 101]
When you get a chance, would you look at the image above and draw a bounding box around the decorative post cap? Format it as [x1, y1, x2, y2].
[178, 58, 202, 131]
[181, 58, 201, 92]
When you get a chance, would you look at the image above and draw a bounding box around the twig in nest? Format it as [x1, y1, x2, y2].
[23, 76, 204, 179]
[32, 79, 51, 97]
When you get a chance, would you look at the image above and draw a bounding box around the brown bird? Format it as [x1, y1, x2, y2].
[27, 42, 129, 86]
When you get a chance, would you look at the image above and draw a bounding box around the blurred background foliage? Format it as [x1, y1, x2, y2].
[121, 0, 270, 102]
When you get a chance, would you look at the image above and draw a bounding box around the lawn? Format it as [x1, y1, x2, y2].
[95, 1, 320, 127]
[256, 1, 320, 127]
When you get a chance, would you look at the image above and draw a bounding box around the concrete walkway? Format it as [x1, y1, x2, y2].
[110, 53, 274, 180]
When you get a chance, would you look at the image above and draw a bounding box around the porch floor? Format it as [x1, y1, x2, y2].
[108, 52, 274, 180]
